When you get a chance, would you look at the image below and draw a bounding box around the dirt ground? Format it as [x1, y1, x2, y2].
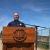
[0, 40, 3, 50]
[0, 40, 44, 50]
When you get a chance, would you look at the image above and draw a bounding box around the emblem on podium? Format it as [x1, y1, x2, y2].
[13, 29, 27, 42]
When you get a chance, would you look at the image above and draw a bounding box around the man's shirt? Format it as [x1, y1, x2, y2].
[7, 20, 26, 27]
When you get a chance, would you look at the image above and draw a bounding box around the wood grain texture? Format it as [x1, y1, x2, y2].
[2, 27, 36, 43]
[3, 43, 34, 50]
[3, 43, 7, 50]
[2, 27, 36, 50]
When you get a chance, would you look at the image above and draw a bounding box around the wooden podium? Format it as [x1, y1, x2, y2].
[2, 27, 36, 50]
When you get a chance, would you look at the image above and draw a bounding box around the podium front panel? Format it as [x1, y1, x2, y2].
[2, 27, 36, 43]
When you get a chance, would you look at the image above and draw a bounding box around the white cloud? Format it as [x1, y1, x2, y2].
[21, 3, 43, 12]
[36, 16, 50, 22]
[0, 16, 12, 31]
[21, 1, 50, 12]
[0, 16, 11, 22]
[41, 16, 50, 22]
[0, 8, 4, 11]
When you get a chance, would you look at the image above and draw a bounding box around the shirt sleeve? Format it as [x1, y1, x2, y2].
[7, 22, 12, 26]
[22, 23, 26, 27]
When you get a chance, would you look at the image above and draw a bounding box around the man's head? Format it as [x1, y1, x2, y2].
[13, 12, 19, 21]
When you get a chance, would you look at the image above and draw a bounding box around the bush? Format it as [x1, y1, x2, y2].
[44, 44, 49, 49]
[37, 43, 49, 49]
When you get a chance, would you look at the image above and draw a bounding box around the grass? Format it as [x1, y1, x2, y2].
[37, 43, 49, 50]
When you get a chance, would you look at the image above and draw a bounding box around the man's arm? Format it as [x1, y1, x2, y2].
[7, 22, 12, 26]
[22, 23, 26, 27]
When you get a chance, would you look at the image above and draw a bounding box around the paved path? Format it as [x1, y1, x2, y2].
[0, 40, 2, 50]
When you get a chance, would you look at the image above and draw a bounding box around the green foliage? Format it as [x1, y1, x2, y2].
[37, 43, 49, 49]
[44, 44, 49, 49]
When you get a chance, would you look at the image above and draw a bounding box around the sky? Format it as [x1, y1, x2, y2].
[0, 0, 50, 36]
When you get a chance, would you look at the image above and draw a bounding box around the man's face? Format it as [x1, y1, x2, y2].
[14, 13, 19, 21]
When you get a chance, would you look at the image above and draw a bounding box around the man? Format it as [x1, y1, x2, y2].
[7, 12, 26, 27]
